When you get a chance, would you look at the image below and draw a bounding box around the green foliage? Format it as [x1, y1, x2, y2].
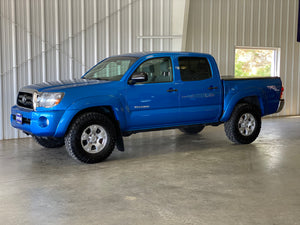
[256, 64, 271, 77]
[235, 49, 273, 78]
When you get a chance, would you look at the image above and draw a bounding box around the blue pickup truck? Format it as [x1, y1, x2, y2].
[11, 52, 284, 163]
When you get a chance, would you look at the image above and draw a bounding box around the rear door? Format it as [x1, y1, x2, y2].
[125, 57, 180, 130]
[177, 56, 223, 123]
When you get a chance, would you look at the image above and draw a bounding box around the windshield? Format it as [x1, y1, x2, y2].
[83, 56, 138, 81]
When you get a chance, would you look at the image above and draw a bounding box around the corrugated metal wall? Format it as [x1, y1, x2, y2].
[2, 0, 297, 140]
[0, 0, 181, 140]
[185, 0, 300, 117]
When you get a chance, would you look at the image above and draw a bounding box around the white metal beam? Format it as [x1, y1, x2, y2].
[55, 0, 60, 80]
[94, 0, 98, 64]
[81, 0, 86, 74]
[26, 0, 32, 85]
[41, 0, 47, 81]
[181, 0, 190, 51]
[105, 0, 110, 57]
[11, 0, 18, 138]
[128, 0, 132, 53]
[117, 0, 121, 54]
[68, 0, 73, 79]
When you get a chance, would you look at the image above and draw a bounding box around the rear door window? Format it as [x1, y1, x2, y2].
[178, 57, 212, 81]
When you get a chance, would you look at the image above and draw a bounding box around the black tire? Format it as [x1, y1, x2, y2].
[179, 125, 205, 135]
[224, 103, 261, 144]
[65, 112, 116, 164]
[33, 136, 65, 148]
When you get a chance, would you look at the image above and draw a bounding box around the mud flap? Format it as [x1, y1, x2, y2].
[116, 135, 125, 152]
[115, 121, 125, 152]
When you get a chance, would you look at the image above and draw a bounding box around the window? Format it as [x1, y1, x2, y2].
[235, 47, 280, 78]
[178, 57, 212, 81]
[134, 57, 173, 83]
[84, 57, 137, 81]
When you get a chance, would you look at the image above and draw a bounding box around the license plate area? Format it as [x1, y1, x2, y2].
[16, 113, 23, 124]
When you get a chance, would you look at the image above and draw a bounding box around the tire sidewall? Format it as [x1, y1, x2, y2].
[66, 113, 116, 163]
[232, 104, 261, 144]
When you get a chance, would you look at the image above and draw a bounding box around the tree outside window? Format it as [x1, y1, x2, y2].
[235, 47, 280, 78]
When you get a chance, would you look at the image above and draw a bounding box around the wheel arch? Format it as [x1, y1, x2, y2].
[63, 106, 125, 152]
[221, 95, 263, 122]
[65, 106, 119, 134]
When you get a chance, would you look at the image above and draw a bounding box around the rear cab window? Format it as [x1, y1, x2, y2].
[178, 57, 212, 82]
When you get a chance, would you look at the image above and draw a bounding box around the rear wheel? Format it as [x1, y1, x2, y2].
[179, 125, 205, 135]
[224, 103, 261, 144]
[65, 112, 116, 164]
[32, 136, 65, 148]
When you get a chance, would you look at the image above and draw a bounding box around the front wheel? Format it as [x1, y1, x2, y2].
[65, 112, 116, 164]
[224, 103, 261, 144]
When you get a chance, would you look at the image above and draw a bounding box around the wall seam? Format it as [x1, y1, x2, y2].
[55, 0, 60, 80]
[284, 0, 289, 115]
[41, 0, 46, 82]
[0, 1, 3, 140]
[26, 0, 32, 85]
[11, 0, 18, 138]
[117, 0, 121, 54]
[139, 0, 143, 51]
[81, 0, 85, 74]
[93, 0, 98, 64]
[290, 0, 296, 114]
[105, 0, 110, 57]
[128, 0, 132, 53]
[265, 0, 269, 46]
[68, 0, 73, 79]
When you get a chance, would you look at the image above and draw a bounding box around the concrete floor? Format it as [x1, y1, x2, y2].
[0, 117, 300, 225]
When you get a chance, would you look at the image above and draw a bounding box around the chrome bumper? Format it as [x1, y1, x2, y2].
[276, 99, 285, 113]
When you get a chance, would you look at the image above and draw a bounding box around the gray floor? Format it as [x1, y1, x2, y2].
[1, 117, 300, 225]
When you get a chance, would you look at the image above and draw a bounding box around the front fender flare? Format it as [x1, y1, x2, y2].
[53, 96, 126, 137]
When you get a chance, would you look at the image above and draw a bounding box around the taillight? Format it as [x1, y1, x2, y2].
[280, 86, 284, 99]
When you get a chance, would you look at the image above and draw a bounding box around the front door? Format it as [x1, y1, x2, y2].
[125, 57, 180, 130]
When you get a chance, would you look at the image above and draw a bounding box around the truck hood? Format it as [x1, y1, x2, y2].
[21, 79, 109, 92]
[18, 78, 122, 111]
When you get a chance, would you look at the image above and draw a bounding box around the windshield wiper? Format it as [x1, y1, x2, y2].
[94, 78, 109, 81]
[83, 77, 109, 81]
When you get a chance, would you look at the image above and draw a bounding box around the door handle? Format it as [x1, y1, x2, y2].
[208, 86, 218, 90]
[167, 88, 178, 92]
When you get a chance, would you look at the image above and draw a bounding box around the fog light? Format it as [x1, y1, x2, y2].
[38, 116, 49, 128]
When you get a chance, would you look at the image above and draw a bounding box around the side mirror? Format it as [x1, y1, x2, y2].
[128, 72, 148, 85]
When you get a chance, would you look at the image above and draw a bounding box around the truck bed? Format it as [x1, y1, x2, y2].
[221, 76, 282, 121]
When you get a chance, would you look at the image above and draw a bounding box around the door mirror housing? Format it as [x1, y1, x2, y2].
[128, 72, 148, 85]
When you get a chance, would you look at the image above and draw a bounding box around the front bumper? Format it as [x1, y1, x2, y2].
[276, 99, 285, 113]
[11, 105, 65, 137]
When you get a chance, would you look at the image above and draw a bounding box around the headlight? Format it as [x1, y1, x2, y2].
[33, 92, 64, 110]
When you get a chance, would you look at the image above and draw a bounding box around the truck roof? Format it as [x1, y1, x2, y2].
[111, 52, 212, 58]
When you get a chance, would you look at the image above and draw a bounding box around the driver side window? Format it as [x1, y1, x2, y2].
[134, 57, 173, 83]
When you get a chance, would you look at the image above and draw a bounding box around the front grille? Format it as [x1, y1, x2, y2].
[17, 92, 33, 109]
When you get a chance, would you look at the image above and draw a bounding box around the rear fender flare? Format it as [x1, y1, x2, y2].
[221, 93, 264, 122]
